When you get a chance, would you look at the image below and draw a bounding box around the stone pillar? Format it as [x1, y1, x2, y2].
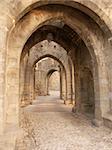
[65, 63, 72, 104]
[0, 13, 13, 134]
[74, 71, 81, 112]
[92, 64, 109, 126]
[0, 23, 7, 134]
[68, 56, 75, 104]
[29, 67, 35, 103]
[71, 65, 75, 104]
[60, 68, 63, 99]
[72, 60, 81, 113]
[20, 56, 28, 107]
[5, 60, 19, 128]
[22, 62, 31, 106]
[61, 69, 67, 102]
[47, 76, 50, 95]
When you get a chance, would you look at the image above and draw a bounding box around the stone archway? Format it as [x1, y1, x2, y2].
[46, 69, 60, 97]
[4, 2, 112, 138]
[32, 54, 67, 103]
[20, 40, 71, 106]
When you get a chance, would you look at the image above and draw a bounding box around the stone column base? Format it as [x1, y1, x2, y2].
[0, 126, 23, 150]
[72, 107, 77, 113]
[64, 100, 73, 105]
[91, 119, 103, 127]
[20, 101, 32, 107]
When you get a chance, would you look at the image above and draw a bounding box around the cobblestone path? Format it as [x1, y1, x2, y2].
[15, 95, 112, 150]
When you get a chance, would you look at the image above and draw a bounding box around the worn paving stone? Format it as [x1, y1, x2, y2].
[15, 95, 112, 150]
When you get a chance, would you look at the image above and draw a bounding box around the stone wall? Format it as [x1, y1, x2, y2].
[0, 1, 112, 149]
[49, 71, 60, 91]
[35, 57, 60, 96]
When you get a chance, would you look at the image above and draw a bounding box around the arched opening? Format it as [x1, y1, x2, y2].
[48, 70, 60, 98]
[19, 17, 100, 120]
[20, 41, 69, 106]
[34, 56, 62, 99]
[33, 53, 67, 102]
[4, 2, 112, 148]
[7, 5, 108, 121]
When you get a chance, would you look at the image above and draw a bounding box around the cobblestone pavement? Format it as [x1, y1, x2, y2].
[15, 94, 112, 150]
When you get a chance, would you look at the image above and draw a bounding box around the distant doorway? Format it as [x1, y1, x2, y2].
[49, 71, 60, 98]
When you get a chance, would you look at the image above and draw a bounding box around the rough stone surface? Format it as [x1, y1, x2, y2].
[0, 1, 112, 149]
[35, 57, 60, 96]
[15, 94, 112, 150]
